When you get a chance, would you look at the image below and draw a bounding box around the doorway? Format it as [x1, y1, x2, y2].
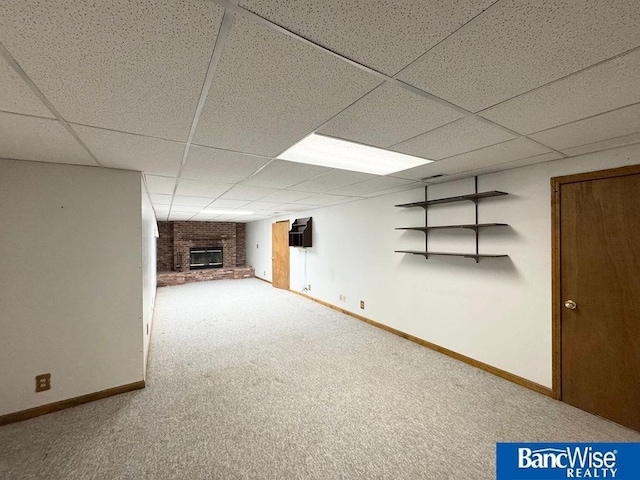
[552, 164, 640, 431]
[272, 220, 290, 290]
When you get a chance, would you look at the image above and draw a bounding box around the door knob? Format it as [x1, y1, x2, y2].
[564, 299, 577, 310]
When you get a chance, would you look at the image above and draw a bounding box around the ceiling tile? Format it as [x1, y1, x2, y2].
[393, 138, 553, 179]
[327, 176, 417, 196]
[175, 179, 233, 198]
[145, 175, 177, 195]
[153, 206, 171, 215]
[529, 103, 640, 152]
[168, 213, 196, 221]
[240, 160, 330, 188]
[261, 190, 314, 203]
[562, 132, 640, 157]
[242, 201, 283, 211]
[287, 168, 375, 193]
[189, 213, 218, 221]
[295, 194, 352, 206]
[0, 56, 53, 118]
[182, 145, 270, 183]
[207, 214, 255, 222]
[318, 82, 465, 148]
[478, 151, 564, 171]
[420, 151, 563, 184]
[0, 112, 94, 165]
[239, 0, 494, 75]
[480, 49, 640, 134]
[230, 213, 272, 222]
[0, 1, 224, 141]
[396, 0, 640, 112]
[269, 203, 312, 212]
[392, 117, 516, 160]
[206, 198, 251, 208]
[361, 183, 422, 198]
[73, 125, 183, 176]
[192, 16, 381, 156]
[149, 194, 173, 205]
[152, 212, 171, 222]
[170, 205, 203, 213]
[220, 185, 279, 201]
[172, 195, 215, 207]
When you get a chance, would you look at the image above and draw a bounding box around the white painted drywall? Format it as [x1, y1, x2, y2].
[248, 219, 275, 281]
[0, 159, 144, 416]
[141, 179, 157, 377]
[246, 144, 640, 388]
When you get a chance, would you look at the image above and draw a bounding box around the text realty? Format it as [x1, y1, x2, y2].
[518, 446, 617, 478]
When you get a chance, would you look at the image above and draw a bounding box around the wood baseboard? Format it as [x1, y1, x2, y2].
[255, 276, 272, 284]
[0, 380, 145, 426]
[289, 289, 553, 397]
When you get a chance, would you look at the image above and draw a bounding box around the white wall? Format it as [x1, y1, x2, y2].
[141, 180, 158, 376]
[246, 144, 640, 388]
[0, 159, 145, 416]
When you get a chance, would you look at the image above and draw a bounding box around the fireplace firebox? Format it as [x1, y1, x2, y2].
[189, 247, 223, 270]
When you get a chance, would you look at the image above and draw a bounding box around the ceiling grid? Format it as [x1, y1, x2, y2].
[209, 0, 570, 161]
[0, 42, 103, 167]
[168, 8, 237, 219]
[0, 0, 639, 220]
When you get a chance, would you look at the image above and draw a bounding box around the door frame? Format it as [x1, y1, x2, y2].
[550, 163, 640, 400]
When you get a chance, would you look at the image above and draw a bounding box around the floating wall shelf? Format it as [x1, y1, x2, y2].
[394, 178, 509, 263]
[395, 191, 507, 208]
[395, 223, 508, 232]
[395, 250, 509, 261]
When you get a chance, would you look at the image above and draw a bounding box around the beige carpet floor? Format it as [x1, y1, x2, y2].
[1, 278, 638, 479]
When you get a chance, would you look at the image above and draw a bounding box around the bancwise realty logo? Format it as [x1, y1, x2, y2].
[497, 443, 640, 479]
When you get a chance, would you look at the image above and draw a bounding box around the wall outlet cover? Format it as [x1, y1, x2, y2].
[35, 373, 51, 392]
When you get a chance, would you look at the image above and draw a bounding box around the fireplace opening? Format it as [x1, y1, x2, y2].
[190, 247, 223, 270]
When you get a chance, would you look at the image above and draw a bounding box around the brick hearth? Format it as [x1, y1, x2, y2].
[157, 267, 254, 287]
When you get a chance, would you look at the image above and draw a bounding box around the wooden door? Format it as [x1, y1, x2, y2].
[272, 221, 290, 290]
[553, 166, 640, 431]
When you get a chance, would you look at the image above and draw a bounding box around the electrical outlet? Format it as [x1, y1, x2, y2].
[307, 284, 311, 291]
[360, 301, 365, 309]
[35, 373, 51, 392]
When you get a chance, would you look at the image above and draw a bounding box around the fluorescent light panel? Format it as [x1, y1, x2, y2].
[276, 133, 432, 175]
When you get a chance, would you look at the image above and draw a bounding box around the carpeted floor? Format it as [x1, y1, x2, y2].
[1, 278, 638, 479]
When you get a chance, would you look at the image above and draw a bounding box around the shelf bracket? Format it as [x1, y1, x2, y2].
[424, 185, 428, 259]
[474, 177, 479, 263]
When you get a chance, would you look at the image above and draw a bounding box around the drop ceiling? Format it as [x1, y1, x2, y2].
[0, 0, 639, 222]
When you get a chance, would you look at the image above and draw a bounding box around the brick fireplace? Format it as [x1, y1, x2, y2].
[156, 221, 253, 286]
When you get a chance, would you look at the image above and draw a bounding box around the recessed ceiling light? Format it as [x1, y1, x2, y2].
[276, 133, 432, 175]
[201, 210, 255, 215]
